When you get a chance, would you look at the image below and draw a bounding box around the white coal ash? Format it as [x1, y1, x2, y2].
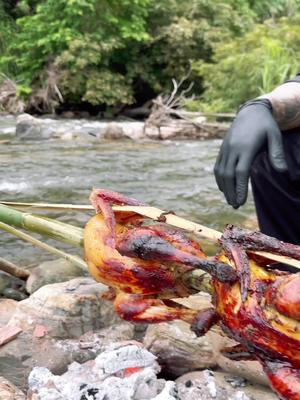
[28, 342, 178, 400]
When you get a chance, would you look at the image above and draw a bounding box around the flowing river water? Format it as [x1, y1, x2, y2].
[0, 115, 256, 267]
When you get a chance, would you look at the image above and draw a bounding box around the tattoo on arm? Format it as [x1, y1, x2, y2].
[260, 82, 300, 131]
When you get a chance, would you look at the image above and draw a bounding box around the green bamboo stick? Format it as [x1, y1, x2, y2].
[0, 204, 83, 247]
[0, 222, 87, 271]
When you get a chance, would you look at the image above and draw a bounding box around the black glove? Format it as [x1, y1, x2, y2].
[214, 99, 288, 209]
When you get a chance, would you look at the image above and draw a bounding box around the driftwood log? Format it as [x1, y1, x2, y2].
[144, 75, 232, 140]
[144, 118, 230, 140]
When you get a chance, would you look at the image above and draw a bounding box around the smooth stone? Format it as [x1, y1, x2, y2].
[144, 320, 216, 377]
[16, 114, 53, 140]
[103, 122, 126, 140]
[0, 299, 18, 327]
[26, 258, 87, 294]
[207, 331, 269, 387]
[8, 277, 121, 338]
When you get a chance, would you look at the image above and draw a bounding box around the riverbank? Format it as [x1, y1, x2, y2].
[0, 113, 230, 142]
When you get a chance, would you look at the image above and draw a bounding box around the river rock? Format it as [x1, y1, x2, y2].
[217, 355, 268, 388]
[26, 258, 87, 294]
[2, 288, 27, 301]
[8, 277, 122, 338]
[207, 332, 269, 387]
[0, 271, 27, 299]
[0, 376, 26, 400]
[16, 113, 53, 140]
[122, 122, 145, 140]
[143, 293, 216, 377]
[103, 121, 146, 140]
[0, 271, 24, 293]
[60, 111, 75, 119]
[0, 278, 132, 389]
[176, 370, 278, 400]
[0, 299, 18, 327]
[143, 320, 216, 377]
[27, 342, 178, 400]
[103, 122, 125, 140]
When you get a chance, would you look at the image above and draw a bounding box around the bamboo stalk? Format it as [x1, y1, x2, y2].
[0, 257, 29, 279]
[0, 204, 83, 247]
[2, 201, 300, 270]
[1, 201, 92, 212]
[0, 222, 87, 271]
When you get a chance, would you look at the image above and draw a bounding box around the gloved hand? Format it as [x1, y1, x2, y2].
[214, 100, 288, 209]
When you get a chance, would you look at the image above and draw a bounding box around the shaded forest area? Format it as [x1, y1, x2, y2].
[1, 0, 300, 115]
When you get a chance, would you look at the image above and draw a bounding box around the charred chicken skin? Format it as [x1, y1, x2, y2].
[84, 189, 237, 325]
[84, 189, 300, 400]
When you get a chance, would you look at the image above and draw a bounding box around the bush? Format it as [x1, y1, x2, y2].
[193, 15, 300, 112]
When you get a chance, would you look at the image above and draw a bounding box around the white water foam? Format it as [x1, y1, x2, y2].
[0, 181, 29, 192]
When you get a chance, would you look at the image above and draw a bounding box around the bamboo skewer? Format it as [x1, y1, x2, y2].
[0, 204, 83, 247]
[0, 222, 87, 271]
[1, 201, 300, 270]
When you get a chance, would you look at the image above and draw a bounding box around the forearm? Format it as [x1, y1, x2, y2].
[260, 82, 300, 131]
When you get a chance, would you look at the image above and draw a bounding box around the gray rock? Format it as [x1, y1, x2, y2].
[16, 114, 53, 140]
[8, 277, 122, 338]
[122, 122, 145, 140]
[103, 122, 126, 140]
[176, 370, 278, 400]
[0, 299, 18, 327]
[0, 376, 26, 400]
[26, 258, 87, 294]
[2, 288, 27, 301]
[0, 271, 23, 294]
[0, 278, 134, 390]
[103, 121, 146, 141]
[217, 354, 269, 388]
[143, 319, 216, 377]
[27, 342, 178, 400]
[207, 332, 269, 387]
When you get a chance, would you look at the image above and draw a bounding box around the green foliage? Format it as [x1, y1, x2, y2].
[1, 0, 300, 112]
[0, 1, 16, 58]
[193, 16, 300, 112]
[125, 0, 255, 96]
[1, 0, 151, 107]
[248, 0, 300, 20]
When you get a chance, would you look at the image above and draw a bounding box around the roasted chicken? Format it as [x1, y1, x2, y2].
[84, 189, 300, 400]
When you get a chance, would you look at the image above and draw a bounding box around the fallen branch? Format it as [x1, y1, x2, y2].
[0, 257, 29, 280]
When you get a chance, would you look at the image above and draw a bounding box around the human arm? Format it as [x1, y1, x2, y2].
[261, 80, 300, 131]
[214, 79, 300, 208]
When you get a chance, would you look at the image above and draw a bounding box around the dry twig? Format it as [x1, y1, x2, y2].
[0, 257, 29, 280]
